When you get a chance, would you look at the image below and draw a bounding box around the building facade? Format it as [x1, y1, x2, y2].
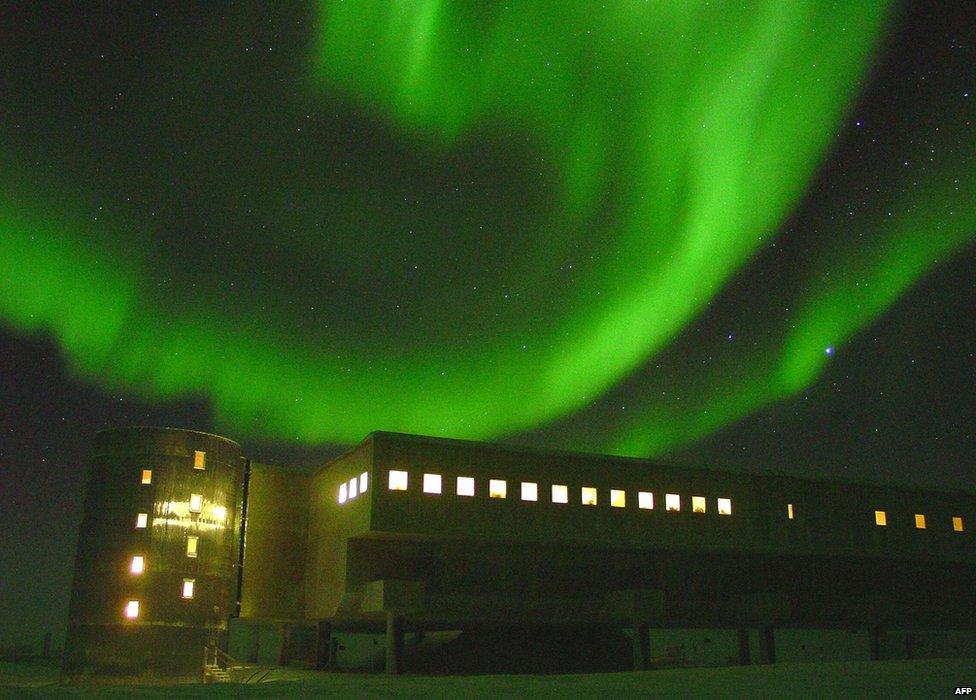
[64, 427, 976, 680]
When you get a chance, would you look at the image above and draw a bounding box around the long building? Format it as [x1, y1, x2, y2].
[63, 427, 976, 681]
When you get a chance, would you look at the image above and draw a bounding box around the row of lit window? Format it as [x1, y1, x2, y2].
[138, 451, 207, 485]
[369, 471, 733, 515]
[337, 472, 369, 504]
[875, 510, 965, 532]
[123, 580, 195, 619]
[135, 490, 227, 522]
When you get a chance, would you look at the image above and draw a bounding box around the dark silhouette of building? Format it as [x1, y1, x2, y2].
[63, 427, 976, 681]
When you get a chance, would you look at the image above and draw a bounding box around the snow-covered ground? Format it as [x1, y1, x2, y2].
[4, 658, 975, 697]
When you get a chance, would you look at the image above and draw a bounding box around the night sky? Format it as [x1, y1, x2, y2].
[1, 1, 973, 650]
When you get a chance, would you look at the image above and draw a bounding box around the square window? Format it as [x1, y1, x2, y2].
[489, 480, 507, 499]
[189, 494, 203, 513]
[141, 469, 152, 485]
[521, 482, 538, 501]
[717, 498, 732, 516]
[359, 472, 368, 493]
[389, 470, 408, 491]
[338, 483, 348, 504]
[457, 477, 475, 496]
[212, 505, 226, 522]
[423, 473, 442, 494]
[186, 536, 198, 558]
[125, 600, 140, 619]
[581, 487, 598, 506]
[130, 555, 144, 575]
[787, 503, 795, 520]
[182, 578, 195, 599]
[193, 450, 206, 469]
[349, 477, 358, 499]
[610, 490, 626, 508]
[914, 513, 926, 529]
[692, 496, 706, 514]
[135, 513, 148, 529]
[638, 491, 654, 510]
[875, 510, 887, 526]
[953, 516, 964, 532]
[665, 494, 680, 512]
[552, 484, 568, 504]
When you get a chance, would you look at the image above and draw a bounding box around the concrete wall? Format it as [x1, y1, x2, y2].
[239, 463, 310, 620]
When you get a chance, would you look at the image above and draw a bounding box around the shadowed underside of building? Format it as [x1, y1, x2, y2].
[64, 428, 976, 681]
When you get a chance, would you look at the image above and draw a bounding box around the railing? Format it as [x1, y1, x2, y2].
[203, 644, 241, 682]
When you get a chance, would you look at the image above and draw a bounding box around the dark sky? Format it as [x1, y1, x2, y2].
[0, 1, 973, 650]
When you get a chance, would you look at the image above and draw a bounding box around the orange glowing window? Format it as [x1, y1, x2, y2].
[338, 483, 347, 504]
[521, 482, 538, 501]
[193, 450, 206, 470]
[125, 600, 140, 619]
[189, 494, 203, 513]
[610, 490, 626, 508]
[692, 496, 707, 514]
[130, 555, 144, 575]
[665, 494, 680, 512]
[388, 470, 408, 491]
[787, 503, 795, 520]
[135, 513, 148, 529]
[186, 536, 198, 558]
[638, 492, 654, 510]
[359, 472, 368, 493]
[348, 477, 358, 499]
[182, 578, 195, 599]
[489, 480, 507, 499]
[953, 516, 964, 532]
[551, 484, 568, 504]
[213, 505, 226, 522]
[423, 473, 442, 494]
[581, 487, 597, 506]
[141, 469, 152, 485]
[457, 477, 475, 496]
[875, 510, 887, 526]
[717, 498, 732, 515]
[914, 513, 926, 529]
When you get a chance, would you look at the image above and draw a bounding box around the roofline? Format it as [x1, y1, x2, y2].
[95, 425, 242, 449]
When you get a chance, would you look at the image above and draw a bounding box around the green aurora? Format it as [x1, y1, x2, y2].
[1, 1, 973, 453]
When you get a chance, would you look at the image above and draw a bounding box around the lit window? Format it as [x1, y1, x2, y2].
[213, 505, 226, 522]
[875, 510, 887, 526]
[521, 482, 538, 501]
[135, 513, 148, 529]
[141, 469, 152, 485]
[610, 490, 626, 508]
[552, 484, 568, 504]
[953, 516, 964, 532]
[182, 578, 195, 599]
[692, 496, 706, 514]
[581, 487, 597, 506]
[189, 494, 203, 513]
[717, 498, 732, 515]
[787, 503, 795, 520]
[186, 536, 198, 558]
[359, 472, 368, 493]
[130, 555, 145, 575]
[389, 470, 408, 491]
[125, 600, 140, 619]
[423, 473, 442, 494]
[914, 513, 926, 529]
[457, 477, 475, 496]
[193, 451, 206, 469]
[349, 477, 358, 499]
[338, 483, 347, 503]
[489, 480, 507, 499]
[638, 492, 654, 509]
[665, 494, 680, 512]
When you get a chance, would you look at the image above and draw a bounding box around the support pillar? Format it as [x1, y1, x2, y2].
[736, 627, 751, 665]
[277, 623, 291, 667]
[316, 621, 333, 669]
[632, 621, 650, 670]
[386, 612, 405, 675]
[758, 626, 775, 665]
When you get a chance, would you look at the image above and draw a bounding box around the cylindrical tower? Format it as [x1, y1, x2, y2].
[63, 427, 246, 682]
